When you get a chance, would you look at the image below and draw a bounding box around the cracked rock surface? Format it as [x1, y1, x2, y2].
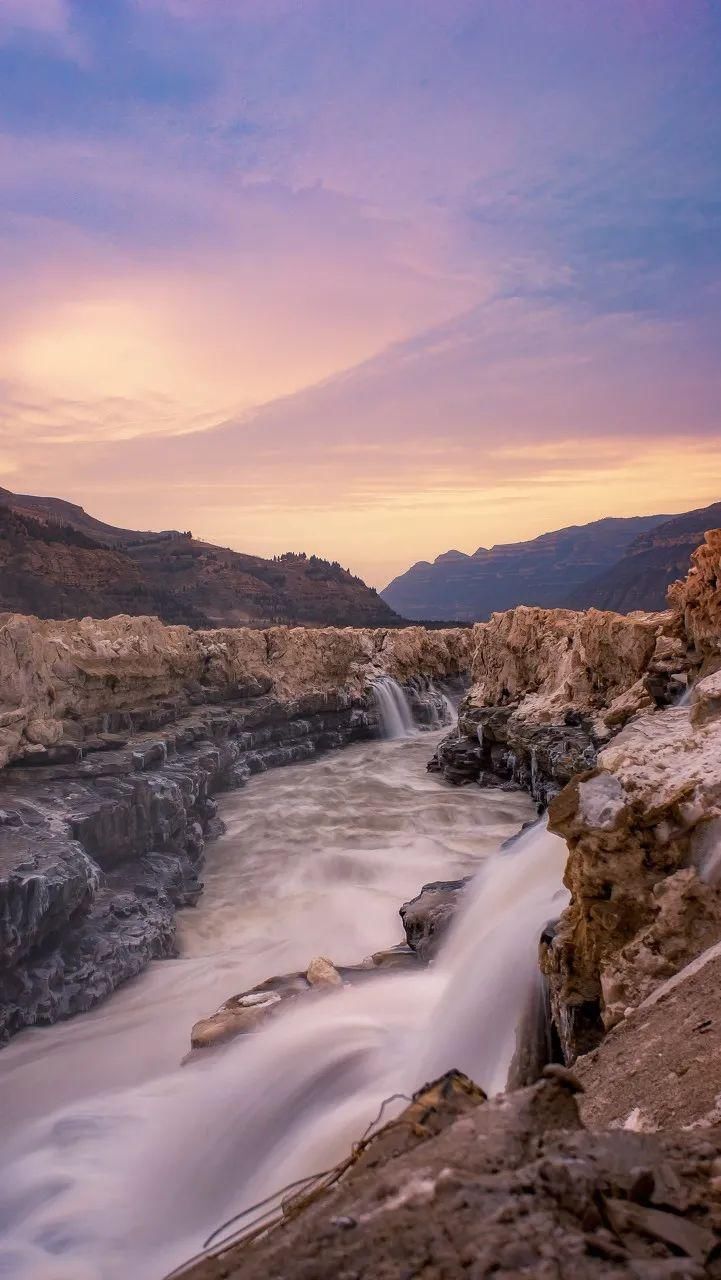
[173, 1072, 721, 1280]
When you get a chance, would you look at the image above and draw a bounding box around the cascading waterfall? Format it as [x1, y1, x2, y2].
[0, 818, 568, 1280]
[423, 684, 457, 730]
[372, 675, 416, 738]
[440, 690, 457, 723]
[677, 681, 694, 707]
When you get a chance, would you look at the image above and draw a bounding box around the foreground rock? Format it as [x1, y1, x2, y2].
[171, 1071, 721, 1280]
[668, 527, 721, 662]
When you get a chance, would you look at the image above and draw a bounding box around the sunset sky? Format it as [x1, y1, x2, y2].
[1, 0, 720, 586]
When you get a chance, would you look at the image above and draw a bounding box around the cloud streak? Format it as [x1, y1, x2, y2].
[0, 0, 719, 582]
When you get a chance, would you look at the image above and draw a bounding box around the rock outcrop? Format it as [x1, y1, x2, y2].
[399, 876, 471, 961]
[575, 939, 721, 1133]
[430, 605, 691, 804]
[0, 614, 468, 1043]
[542, 670, 721, 1060]
[668, 528, 721, 664]
[0, 613, 471, 769]
[173, 1070, 721, 1280]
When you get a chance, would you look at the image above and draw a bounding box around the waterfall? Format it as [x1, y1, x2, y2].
[417, 820, 568, 1086]
[0, 822, 568, 1280]
[440, 690, 457, 723]
[424, 684, 457, 730]
[677, 682, 693, 707]
[372, 675, 416, 738]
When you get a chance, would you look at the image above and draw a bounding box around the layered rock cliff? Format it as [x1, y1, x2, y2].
[543, 676, 721, 1058]
[0, 614, 469, 1042]
[430, 604, 690, 804]
[536, 533, 721, 1060]
[0, 613, 470, 769]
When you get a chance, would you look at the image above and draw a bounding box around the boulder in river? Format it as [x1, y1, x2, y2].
[400, 877, 470, 961]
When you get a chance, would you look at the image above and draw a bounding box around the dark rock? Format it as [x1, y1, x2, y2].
[429, 706, 598, 806]
[0, 809, 23, 827]
[0, 857, 194, 1041]
[542, 1063, 585, 1093]
[11, 741, 83, 767]
[0, 829, 98, 966]
[0, 676, 456, 1044]
[427, 733, 484, 784]
[400, 877, 471, 961]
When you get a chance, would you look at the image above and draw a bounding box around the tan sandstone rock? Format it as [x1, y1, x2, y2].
[544, 670, 721, 1058]
[465, 605, 669, 727]
[668, 528, 721, 662]
[0, 614, 471, 768]
[306, 956, 343, 987]
[190, 989, 287, 1049]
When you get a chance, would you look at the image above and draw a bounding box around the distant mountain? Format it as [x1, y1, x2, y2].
[0, 487, 402, 629]
[566, 502, 721, 614]
[381, 515, 669, 621]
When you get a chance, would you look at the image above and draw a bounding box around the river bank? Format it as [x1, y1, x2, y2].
[0, 726, 538, 1279]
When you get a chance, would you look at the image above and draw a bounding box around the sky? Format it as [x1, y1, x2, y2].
[0, 0, 720, 586]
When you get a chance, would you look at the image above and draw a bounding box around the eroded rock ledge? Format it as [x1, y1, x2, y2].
[430, 605, 692, 804]
[0, 614, 472, 768]
[536, 531, 721, 1062]
[543, 669, 721, 1060]
[0, 615, 469, 1042]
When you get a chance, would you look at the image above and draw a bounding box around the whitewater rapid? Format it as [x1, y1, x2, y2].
[0, 718, 568, 1280]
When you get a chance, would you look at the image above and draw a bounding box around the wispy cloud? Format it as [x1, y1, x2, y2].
[0, 0, 719, 581]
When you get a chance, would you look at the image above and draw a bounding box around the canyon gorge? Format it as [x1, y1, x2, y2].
[2, 528, 721, 1278]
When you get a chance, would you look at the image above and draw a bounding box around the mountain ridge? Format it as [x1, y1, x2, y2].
[0, 487, 402, 629]
[381, 506, 721, 621]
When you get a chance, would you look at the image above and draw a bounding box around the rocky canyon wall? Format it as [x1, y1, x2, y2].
[3, 527, 720, 1060]
[0, 613, 472, 769]
[428, 531, 721, 1061]
[0, 612, 470, 1042]
[540, 532, 721, 1060]
[431, 604, 690, 804]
